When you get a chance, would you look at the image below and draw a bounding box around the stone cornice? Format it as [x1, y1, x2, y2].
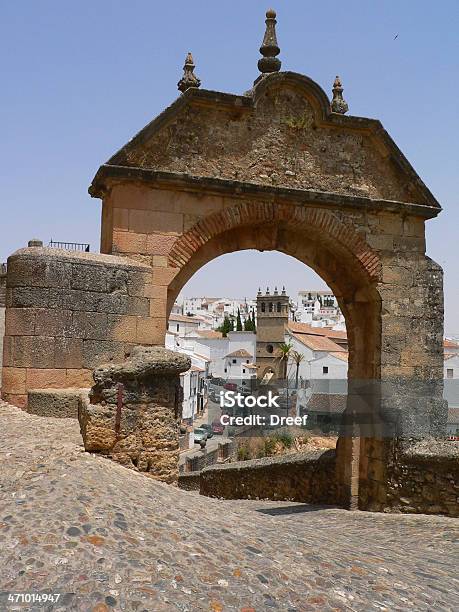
[89, 164, 441, 220]
[93, 73, 440, 210]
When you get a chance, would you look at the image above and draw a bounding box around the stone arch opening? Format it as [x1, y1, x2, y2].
[166, 207, 382, 507]
[167, 202, 381, 383]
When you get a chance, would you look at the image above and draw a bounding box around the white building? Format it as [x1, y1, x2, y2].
[285, 323, 348, 386]
[444, 354, 459, 436]
[180, 365, 206, 422]
[185, 330, 257, 381]
[181, 296, 257, 329]
[165, 332, 210, 427]
[168, 314, 205, 336]
[444, 353, 459, 379]
[183, 296, 220, 316]
[296, 290, 345, 327]
[222, 348, 257, 385]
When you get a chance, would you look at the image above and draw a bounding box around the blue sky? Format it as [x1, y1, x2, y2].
[1, 1, 458, 333]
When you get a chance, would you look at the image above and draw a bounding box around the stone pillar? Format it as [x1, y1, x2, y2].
[357, 253, 447, 511]
[78, 346, 190, 484]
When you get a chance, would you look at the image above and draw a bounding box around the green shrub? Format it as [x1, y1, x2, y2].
[237, 445, 251, 461]
[263, 437, 277, 456]
[272, 431, 294, 448]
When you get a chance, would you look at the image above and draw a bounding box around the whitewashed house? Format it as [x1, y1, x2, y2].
[444, 353, 459, 379]
[168, 314, 202, 336]
[285, 324, 348, 384]
[223, 348, 257, 386]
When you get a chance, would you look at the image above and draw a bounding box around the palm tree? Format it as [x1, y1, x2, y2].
[277, 342, 292, 380]
[275, 342, 292, 416]
[291, 350, 304, 390]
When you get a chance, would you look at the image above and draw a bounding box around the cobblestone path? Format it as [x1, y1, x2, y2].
[1, 402, 458, 611]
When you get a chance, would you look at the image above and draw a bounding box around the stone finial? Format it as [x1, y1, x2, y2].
[274, 286, 278, 295]
[331, 75, 349, 114]
[266, 287, 270, 295]
[257, 287, 262, 296]
[28, 239, 43, 247]
[177, 52, 201, 93]
[258, 9, 281, 74]
[281, 286, 286, 295]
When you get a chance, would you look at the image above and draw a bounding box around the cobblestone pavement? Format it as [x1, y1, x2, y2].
[1, 401, 458, 612]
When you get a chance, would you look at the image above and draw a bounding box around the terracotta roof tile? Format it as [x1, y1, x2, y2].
[288, 322, 347, 340]
[225, 349, 253, 358]
[289, 331, 345, 352]
[305, 393, 347, 414]
[195, 330, 223, 339]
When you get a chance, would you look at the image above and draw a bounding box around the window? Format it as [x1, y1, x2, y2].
[322, 366, 329, 374]
[242, 368, 246, 373]
[176, 324, 179, 332]
[246, 359, 249, 364]
[269, 302, 273, 312]
[224, 368, 227, 373]
[266, 344, 274, 354]
[232, 359, 237, 364]
[447, 368, 454, 379]
[261, 302, 266, 312]
[277, 302, 281, 312]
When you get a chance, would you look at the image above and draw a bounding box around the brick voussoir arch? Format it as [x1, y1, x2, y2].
[168, 202, 381, 280]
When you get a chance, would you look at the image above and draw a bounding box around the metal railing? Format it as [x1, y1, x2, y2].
[48, 240, 90, 252]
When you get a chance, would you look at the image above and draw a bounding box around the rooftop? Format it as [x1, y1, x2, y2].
[169, 314, 203, 323]
[194, 330, 223, 339]
[288, 330, 345, 353]
[225, 349, 253, 359]
[305, 393, 347, 414]
[288, 322, 347, 341]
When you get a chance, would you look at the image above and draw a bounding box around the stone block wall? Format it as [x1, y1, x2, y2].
[200, 450, 337, 504]
[178, 471, 201, 491]
[1, 247, 155, 408]
[27, 388, 89, 418]
[361, 438, 459, 517]
[195, 443, 457, 516]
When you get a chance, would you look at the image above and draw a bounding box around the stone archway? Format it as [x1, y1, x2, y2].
[85, 65, 446, 509]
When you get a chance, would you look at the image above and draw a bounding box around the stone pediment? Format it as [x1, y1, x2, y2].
[93, 72, 438, 208]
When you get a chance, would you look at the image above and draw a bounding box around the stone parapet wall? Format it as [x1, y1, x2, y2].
[1, 247, 156, 408]
[27, 388, 89, 418]
[180, 440, 236, 474]
[361, 438, 459, 517]
[195, 441, 457, 517]
[178, 471, 201, 491]
[200, 450, 337, 504]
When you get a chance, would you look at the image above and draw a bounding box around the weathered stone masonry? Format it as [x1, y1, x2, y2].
[79, 346, 190, 483]
[2, 247, 154, 407]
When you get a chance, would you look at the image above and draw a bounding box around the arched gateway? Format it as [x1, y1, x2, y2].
[2, 11, 448, 510]
[88, 14, 446, 507]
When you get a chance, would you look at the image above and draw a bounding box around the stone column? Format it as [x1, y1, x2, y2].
[358, 253, 447, 511]
[78, 346, 190, 484]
